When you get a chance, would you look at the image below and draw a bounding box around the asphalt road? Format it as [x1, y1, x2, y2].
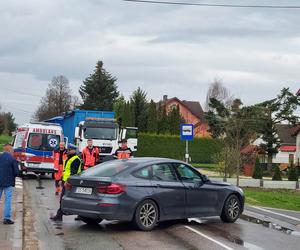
[23, 174, 300, 250]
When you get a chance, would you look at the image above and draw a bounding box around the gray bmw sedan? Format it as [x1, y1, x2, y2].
[62, 157, 244, 231]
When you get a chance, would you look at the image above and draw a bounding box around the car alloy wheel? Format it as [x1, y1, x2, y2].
[135, 199, 158, 231]
[140, 203, 156, 228]
[220, 194, 241, 223]
[228, 196, 240, 220]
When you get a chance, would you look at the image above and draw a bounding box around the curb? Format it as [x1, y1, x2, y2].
[13, 177, 23, 250]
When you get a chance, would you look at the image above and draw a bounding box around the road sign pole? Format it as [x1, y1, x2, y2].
[185, 140, 189, 163]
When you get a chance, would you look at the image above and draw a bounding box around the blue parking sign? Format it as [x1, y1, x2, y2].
[180, 124, 194, 141]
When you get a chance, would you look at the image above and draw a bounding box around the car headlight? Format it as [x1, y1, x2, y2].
[237, 187, 244, 194]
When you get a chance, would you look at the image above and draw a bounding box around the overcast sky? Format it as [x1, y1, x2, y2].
[1, 0, 300, 125]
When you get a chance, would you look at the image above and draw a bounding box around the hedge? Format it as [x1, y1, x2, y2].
[135, 133, 223, 163]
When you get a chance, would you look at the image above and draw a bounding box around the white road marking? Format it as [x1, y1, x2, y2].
[184, 226, 234, 250]
[251, 206, 300, 222]
[260, 206, 300, 214]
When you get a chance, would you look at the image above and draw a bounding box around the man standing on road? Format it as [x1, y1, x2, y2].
[53, 141, 67, 195]
[115, 139, 133, 159]
[0, 144, 19, 225]
[50, 144, 81, 221]
[82, 139, 100, 170]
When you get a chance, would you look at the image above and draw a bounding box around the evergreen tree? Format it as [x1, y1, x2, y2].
[147, 100, 158, 133]
[157, 103, 169, 134]
[288, 164, 299, 181]
[252, 157, 263, 179]
[123, 101, 135, 127]
[130, 87, 148, 132]
[272, 165, 282, 181]
[168, 106, 181, 135]
[255, 88, 300, 173]
[113, 95, 126, 126]
[79, 61, 119, 110]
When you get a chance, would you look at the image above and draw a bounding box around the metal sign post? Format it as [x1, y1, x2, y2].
[180, 124, 194, 163]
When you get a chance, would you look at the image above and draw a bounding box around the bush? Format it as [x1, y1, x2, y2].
[252, 157, 263, 179]
[288, 164, 299, 181]
[272, 165, 282, 181]
[136, 133, 223, 163]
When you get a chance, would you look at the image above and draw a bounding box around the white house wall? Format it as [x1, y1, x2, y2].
[272, 151, 295, 164]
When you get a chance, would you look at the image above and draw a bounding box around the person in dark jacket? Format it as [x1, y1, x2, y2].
[0, 144, 19, 225]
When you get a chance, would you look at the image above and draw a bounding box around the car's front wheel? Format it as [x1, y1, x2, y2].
[220, 194, 241, 223]
[134, 199, 158, 231]
[80, 217, 103, 225]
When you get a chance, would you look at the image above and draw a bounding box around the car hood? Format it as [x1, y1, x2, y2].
[207, 180, 232, 187]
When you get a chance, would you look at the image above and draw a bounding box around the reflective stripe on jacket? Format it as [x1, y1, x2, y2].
[53, 149, 68, 170]
[62, 155, 82, 182]
[82, 146, 99, 167]
[115, 148, 133, 159]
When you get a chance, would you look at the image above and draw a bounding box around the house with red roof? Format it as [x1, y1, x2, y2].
[162, 95, 210, 137]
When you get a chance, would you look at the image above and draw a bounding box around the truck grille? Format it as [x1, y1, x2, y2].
[98, 147, 112, 154]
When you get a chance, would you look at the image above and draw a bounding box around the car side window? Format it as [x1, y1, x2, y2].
[175, 164, 202, 182]
[133, 166, 151, 180]
[152, 163, 177, 182]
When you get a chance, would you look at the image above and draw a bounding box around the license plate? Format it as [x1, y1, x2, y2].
[75, 187, 93, 195]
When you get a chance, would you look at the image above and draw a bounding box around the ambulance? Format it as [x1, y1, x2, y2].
[12, 122, 64, 175]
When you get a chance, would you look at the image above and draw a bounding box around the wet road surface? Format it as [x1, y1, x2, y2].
[23, 174, 300, 250]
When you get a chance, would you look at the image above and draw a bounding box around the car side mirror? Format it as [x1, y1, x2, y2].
[194, 179, 203, 188]
[202, 174, 209, 183]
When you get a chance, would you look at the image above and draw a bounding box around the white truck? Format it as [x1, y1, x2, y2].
[45, 110, 138, 159]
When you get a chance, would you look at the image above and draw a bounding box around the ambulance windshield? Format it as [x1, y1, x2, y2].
[27, 133, 60, 151]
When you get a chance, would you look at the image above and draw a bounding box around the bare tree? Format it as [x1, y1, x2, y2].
[205, 79, 234, 111]
[34, 75, 74, 121]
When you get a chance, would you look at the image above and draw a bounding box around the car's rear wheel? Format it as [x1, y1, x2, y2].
[134, 199, 158, 231]
[80, 217, 103, 225]
[220, 194, 241, 223]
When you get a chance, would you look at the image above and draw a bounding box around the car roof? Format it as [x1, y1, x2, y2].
[120, 157, 185, 165]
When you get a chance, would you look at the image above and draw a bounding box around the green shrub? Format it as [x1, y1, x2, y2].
[288, 164, 299, 181]
[252, 157, 263, 179]
[272, 165, 282, 181]
[136, 133, 223, 163]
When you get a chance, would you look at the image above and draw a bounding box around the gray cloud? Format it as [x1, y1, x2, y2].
[1, 0, 300, 124]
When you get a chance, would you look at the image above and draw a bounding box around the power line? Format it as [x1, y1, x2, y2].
[1, 87, 42, 98]
[123, 0, 300, 9]
[1, 104, 33, 115]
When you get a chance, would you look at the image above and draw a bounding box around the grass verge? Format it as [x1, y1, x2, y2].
[0, 134, 12, 151]
[244, 187, 300, 211]
[192, 163, 218, 171]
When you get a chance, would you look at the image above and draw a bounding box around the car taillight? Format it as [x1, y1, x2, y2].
[97, 183, 125, 194]
[65, 182, 72, 190]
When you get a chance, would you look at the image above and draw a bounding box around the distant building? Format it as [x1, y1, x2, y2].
[162, 95, 209, 137]
[253, 124, 297, 166]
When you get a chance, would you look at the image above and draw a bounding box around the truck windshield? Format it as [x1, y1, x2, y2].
[84, 127, 117, 140]
[27, 133, 60, 151]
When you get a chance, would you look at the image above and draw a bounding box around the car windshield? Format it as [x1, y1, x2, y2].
[27, 133, 60, 151]
[80, 160, 134, 177]
[84, 127, 117, 140]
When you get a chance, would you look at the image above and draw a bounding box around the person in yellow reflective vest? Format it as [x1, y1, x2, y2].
[50, 144, 81, 221]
